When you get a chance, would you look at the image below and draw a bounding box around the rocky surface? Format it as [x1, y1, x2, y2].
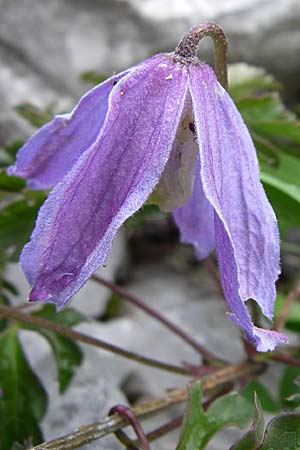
[0, 0, 299, 145]
[19, 249, 246, 449]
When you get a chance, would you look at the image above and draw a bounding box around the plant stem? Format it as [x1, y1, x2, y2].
[92, 274, 223, 365]
[0, 304, 188, 375]
[144, 385, 231, 444]
[202, 257, 222, 294]
[175, 21, 228, 90]
[30, 360, 263, 450]
[273, 280, 300, 331]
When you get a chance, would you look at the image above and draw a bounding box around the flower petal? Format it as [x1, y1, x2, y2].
[23, 54, 189, 308]
[173, 159, 215, 259]
[215, 215, 287, 352]
[189, 63, 286, 349]
[190, 63, 280, 318]
[7, 69, 131, 188]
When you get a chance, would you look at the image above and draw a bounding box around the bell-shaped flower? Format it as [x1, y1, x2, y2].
[8, 24, 287, 352]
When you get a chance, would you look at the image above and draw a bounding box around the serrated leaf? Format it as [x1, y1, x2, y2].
[176, 381, 253, 450]
[259, 413, 300, 449]
[0, 326, 47, 450]
[230, 394, 264, 450]
[242, 380, 279, 412]
[25, 305, 85, 393]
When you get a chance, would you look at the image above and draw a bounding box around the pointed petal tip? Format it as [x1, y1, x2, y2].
[29, 286, 53, 303]
[228, 312, 288, 352]
[253, 327, 288, 353]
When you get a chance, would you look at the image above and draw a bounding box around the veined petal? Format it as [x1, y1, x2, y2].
[189, 63, 285, 349]
[173, 159, 215, 259]
[215, 215, 287, 352]
[23, 54, 189, 308]
[7, 69, 131, 188]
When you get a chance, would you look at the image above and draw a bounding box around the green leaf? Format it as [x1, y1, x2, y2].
[230, 394, 264, 450]
[242, 380, 279, 412]
[0, 326, 47, 450]
[260, 155, 300, 228]
[280, 366, 300, 408]
[259, 413, 300, 449]
[0, 171, 25, 192]
[125, 204, 165, 228]
[229, 64, 281, 100]
[0, 191, 45, 263]
[32, 304, 86, 327]
[0, 140, 24, 167]
[15, 103, 53, 128]
[80, 71, 108, 85]
[230, 64, 300, 162]
[26, 305, 85, 393]
[177, 382, 253, 450]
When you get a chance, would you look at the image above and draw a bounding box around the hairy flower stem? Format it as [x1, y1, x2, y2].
[30, 360, 264, 450]
[175, 21, 228, 89]
[0, 304, 188, 375]
[91, 274, 223, 365]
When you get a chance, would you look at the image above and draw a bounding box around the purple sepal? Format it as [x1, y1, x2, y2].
[189, 63, 286, 351]
[21, 55, 189, 309]
[7, 69, 131, 188]
[173, 160, 215, 259]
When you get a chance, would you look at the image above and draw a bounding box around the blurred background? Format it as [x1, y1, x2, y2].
[0, 1, 300, 449]
[1, 0, 300, 145]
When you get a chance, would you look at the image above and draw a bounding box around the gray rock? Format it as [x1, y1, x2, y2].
[19, 327, 129, 450]
[0, 0, 299, 144]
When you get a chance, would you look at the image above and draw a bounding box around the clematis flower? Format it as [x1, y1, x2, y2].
[8, 23, 287, 352]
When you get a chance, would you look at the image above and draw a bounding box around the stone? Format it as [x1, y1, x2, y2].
[0, 0, 299, 145]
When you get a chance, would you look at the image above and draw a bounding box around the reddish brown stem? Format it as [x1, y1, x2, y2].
[109, 405, 150, 450]
[0, 303, 188, 375]
[92, 274, 223, 365]
[273, 281, 300, 331]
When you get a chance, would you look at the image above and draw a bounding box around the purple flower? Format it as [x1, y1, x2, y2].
[8, 25, 287, 352]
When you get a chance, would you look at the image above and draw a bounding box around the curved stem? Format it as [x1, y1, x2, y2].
[175, 21, 228, 90]
[0, 304, 188, 375]
[109, 405, 150, 450]
[92, 274, 223, 365]
[30, 360, 263, 450]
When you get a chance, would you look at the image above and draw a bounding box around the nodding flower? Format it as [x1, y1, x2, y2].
[8, 22, 287, 351]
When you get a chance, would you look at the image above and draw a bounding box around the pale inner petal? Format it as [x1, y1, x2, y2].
[149, 94, 197, 212]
